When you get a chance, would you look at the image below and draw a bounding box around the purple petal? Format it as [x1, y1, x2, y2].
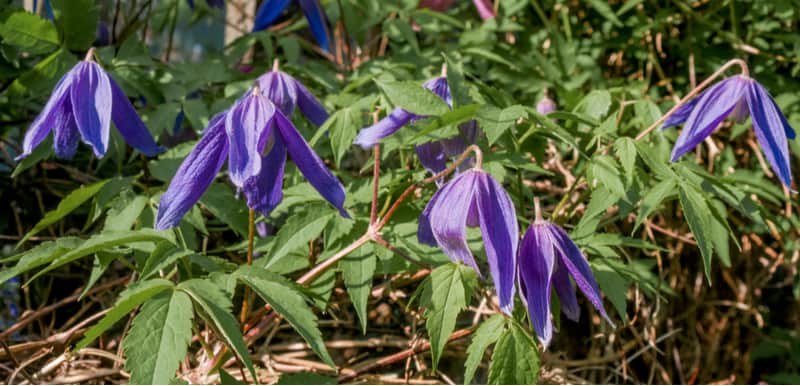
[418, 180, 455, 246]
[294, 78, 329, 127]
[109, 77, 164, 157]
[472, 0, 496, 19]
[71, 61, 112, 158]
[353, 108, 416, 149]
[155, 114, 228, 230]
[746, 80, 794, 188]
[518, 223, 555, 347]
[474, 171, 518, 314]
[258, 71, 298, 116]
[252, 0, 292, 31]
[671, 76, 747, 161]
[225, 95, 275, 188]
[536, 96, 557, 115]
[423, 77, 452, 108]
[273, 110, 349, 217]
[415, 141, 447, 174]
[547, 223, 614, 327]
[244, 132, 287, 216]
[767, 94, 797, 140]
[429, 171, 481, 275]
[17, 68, 76, 160]
[661, 94, 702, 130]
[53, 98, 80, 159]
[297, 0, 332, 53]
[552, 263, 580, 321]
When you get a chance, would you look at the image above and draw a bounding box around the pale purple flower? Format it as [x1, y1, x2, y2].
[16, 58, 164, 161]
[536, 94, 556, 115]
[155, 75, 345, 230]
[518, 220, 614, 348]
[354, 76, 478, 174]
[663, 75, 796, 188]
[417, 169, 518, 313]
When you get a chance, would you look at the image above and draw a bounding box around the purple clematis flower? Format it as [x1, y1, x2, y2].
[417, 169, 518, 313]
[253, 0, 332, 53]
[536, 93, 557, 115]
[16, 52, 164, 161]
[354, 76, 478, 174]
[663, 75, 796, 188]
[518, 219, 614, 348]
[155, 78, 346, 230]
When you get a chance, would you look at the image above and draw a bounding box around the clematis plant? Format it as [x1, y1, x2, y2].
[417, 149, 518, 313]
[155, 69, 347, 230]
[654, 60, 796, 189]
[253, 0, 332, 53]
[354, 75, 479, 174]
[16, 48, 164, 161]
[518, 198, 615, 348]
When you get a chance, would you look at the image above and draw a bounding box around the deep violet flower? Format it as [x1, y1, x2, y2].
[155, 81, 346, 230]
[354, 76, 478, 174]
[417, 169, 518, 313]
[253, 0, 332, 53]
[16, 53, 164, 161]
[418, 0, 496, 20]
[662, 75, 796, 188]
[518, 219, 614, 348]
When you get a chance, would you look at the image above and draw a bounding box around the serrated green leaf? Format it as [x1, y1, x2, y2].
[478, 105, 527, 145]
[0, 10, 59, 54]
[678, 186, 714, 282]
[422, 263, 475, 370]
[634, 177, 677, 232]
[410, 103, 480, 143]
[0, 238, 82, 285]
[488, 323, 539, 384]
[586, 0, 623, 26]
[264, 211, 335, 269]
[50, 0, 98, 50]
[235, 265, 335, 367]
[199, 183, 250, 236]
[18, 179, 110, 247]
[442, 52, 470, 107]
[614, 137, 637, 185]
[103, 194, 147, 231]
[593, 263, 630, 321]
[124, 290, 193, 384]
[140, 243, 196, 279]
[178, 279, 257, 382]
[76, 279, 175, 349]
[575, 90, 612, 121]
[323, 106, 360, 166]
[341, 244, 376, 334]
[464, 314, 506, 383]
[376, 80, 449, 116]
[592, 155, 625, 197]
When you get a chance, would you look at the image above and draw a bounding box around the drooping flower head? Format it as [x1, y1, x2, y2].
[417, 168, 518, 313]
[354, 76, 479, 174]
[536, 92, 557, 115]
[253, 0, 332, 53]
[16, 49, 164, 161]
[155, 73, 346, 230]
[418, 0, 497, 20]
[663, 74, 796, 188]
[518, 212, 614, 348]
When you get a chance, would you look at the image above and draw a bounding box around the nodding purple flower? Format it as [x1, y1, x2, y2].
[16, 52, 164, 161]
[418, 0, 497, 20]
[155, 78, 346, 230]
[255, 67, 329, 128]
[518, 219, 614, 348]
[663, 75, 796, 188]
[253, 0, 332, 53]
[417, 169, 518, 313]
[354, 76, 479, 174]
[536, 93, 557, 115]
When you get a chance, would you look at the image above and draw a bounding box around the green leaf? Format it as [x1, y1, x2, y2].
[341, 244, 376, 334]
[18, 179, 110, 246]
[8, 48, 77, 96]
[422, 263, 476, 370]
[0, 238, 82, 285]
[376, 80, 449, 116]
[488, 323, 540, 384]
[586, 0, 623, 26]
[140, 243, 196, 279]
[442, 52, 471, 107]
[0, 10, 59, 54]
[614, 137, 637, 185]
[323, 106, 360, 166]
[477, 105, 528, 145]
[575, 90, 612, 121]
[50, 0, 98, 50]
[264, 211, 335, 269]
[593, 263, 630, 321]
[219, 369, 247, 385]
[75, 279, 175, 349]
[464, 314, 506, 383]
[124, 290, 194, 384]
[234, 265, 335, 367]
[410, 103, 480, 143]
[199, 183, 250, 236]
[634, 178, 677, 232]
[28, 229, 174, 282]
[462, 47, 519, 71]
[178, 279, 257, 382]
[591, 155, 625, 197]
[678, 185, 714, 282]
[103, 194, 148, 231]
